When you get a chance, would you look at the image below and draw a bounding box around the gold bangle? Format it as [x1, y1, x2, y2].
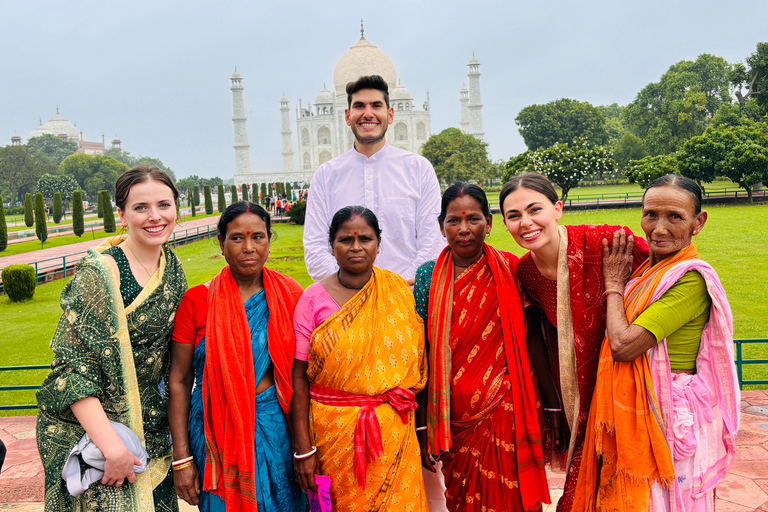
[604, 289, 623, 296]
[172, 461, 194, 471]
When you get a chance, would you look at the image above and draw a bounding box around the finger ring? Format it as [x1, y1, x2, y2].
[116, 481, 123, 487]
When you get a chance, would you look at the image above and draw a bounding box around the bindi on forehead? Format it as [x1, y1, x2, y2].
[247, 231, 250, 235]
[462, 211, 465, 215]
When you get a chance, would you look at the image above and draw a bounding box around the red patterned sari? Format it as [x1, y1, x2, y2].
[427, 245, 549, 512]
[518, 224, 649, 512]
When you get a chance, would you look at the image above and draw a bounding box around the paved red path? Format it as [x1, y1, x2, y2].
[1, 391, 766, 508]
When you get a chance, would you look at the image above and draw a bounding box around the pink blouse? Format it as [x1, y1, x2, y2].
[292, 282, 341, 361]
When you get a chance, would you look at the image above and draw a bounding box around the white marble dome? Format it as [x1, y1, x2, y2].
[28, 110, 83, 141]
[315, 87, 333, 104]
[390, 83, 411, 101]
[333, 36, 397, 94]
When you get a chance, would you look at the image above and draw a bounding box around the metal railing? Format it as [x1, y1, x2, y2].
[2, 339, 765, 411]
[0, 224, 220, 292]
[735, 338, 768, 388]
[564, 188, 768, 208]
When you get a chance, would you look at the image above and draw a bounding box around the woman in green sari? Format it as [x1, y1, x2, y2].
[37, 166, 187, 511]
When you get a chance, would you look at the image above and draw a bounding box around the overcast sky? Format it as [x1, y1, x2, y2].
[2, 0, 765, 179]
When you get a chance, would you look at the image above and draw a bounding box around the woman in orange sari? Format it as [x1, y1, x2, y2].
[290, 206, 428, 511]
[413, 182, 549, 512]
[574, 175, 740, 511]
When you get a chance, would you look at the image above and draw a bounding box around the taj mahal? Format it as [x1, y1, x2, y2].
[231, 25, 484, 191]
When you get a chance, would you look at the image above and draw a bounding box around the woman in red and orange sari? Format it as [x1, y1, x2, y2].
[574, 175, 739, 511]
[290, 206, 429, 511]
[500, 173, 649, 512]
[413, 182, 550, 512]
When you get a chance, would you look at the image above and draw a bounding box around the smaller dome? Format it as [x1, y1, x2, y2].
[390, 83, 411, 101]
[468, 56, 479, 65]
[11, 131, 20, 138]
[112, 137, 121, 143]
[280, 95, 290, 103]
[231, 69, 242, 79]
[315, 88, 333, 104]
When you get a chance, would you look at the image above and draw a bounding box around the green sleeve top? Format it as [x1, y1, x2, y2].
[632, 271, 711, 371]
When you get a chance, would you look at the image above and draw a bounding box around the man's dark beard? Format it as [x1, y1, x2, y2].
[354, 125, 387, 146]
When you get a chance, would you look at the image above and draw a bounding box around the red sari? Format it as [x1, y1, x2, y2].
[427, 245, 549, 512]
[518, 225, 649, 512]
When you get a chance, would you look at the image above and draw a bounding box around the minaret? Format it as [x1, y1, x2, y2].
[11, 131, 21, 145]
[459, 84, 470, 134]
[467, 56, 484, 140]
[230, 68, 252, 179]
[280, 95, 294, 172]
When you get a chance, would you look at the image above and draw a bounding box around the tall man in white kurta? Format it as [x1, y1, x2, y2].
[303, 75, 444, 283]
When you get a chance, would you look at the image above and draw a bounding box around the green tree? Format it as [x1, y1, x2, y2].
[503, 151, 535, 181]
[191, 200, 197, 217]
[72, 190, 84, 237]
[285, 182, 292, 200]
[0, 194, 7, 252]
[528, 138, 616, 201]
[217, 184, 226, 212]
[36, 173, 80, 202]
[230, 184, 238, 203]
[422, 127, 490, 182]
[252, 183, 258, 202]
[204, 185, 213, 215]
[0, 145, 55, 205]
[260, 183, 267, 204]
[34, 193, 47, 243]
[175, 175, 200, 196]
[53, 192, 62, 223]
[625, 53, 733, 155]
[60, 154, 127, 200]
[100, 190, 116, 232]
[678, 124, 768, 203]
[241, 183, 249, 202]
[730, 42, 768, 111]
[515, 98, 609, 151]
[613, 133, 648, 170]
[193, 185, 200, 206]
[24, 193, 33, 227]
[625, 153, 680, 188]
[97, 192, 104, 219]
[26, 134, 78, 165]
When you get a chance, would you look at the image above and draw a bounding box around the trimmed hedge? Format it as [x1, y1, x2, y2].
[252, 183, 258, 203]
[204, 185, 213, 215]
[72, 190, 84, 237]
[24, 193, 33, 227]
[2, 264, 36, 302]
[53, 192, 62, 224]
[34, 193, 48, 243]
[193, 185, 200, 206]
[101, 190, 116, 233]
[287, 200, 307, 225]
[0, 194, 7, 252]
[97, 192, 104, 218]
[230, 185, 238, 203]
[217, 184, 226, 212]
[241, 184, 249, 202]
[260, 183, 267, 204]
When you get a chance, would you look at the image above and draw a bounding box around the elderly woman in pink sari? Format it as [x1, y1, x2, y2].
[574, 175, 740, 512]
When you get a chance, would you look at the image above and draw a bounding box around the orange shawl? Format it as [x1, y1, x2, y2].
[572, 247, 702, 511]
[202, 266, 303, 511]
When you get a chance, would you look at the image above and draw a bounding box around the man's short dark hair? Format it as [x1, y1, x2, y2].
[346, 75, 390, 109]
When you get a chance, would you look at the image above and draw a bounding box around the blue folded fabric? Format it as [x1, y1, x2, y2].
[61, 421, 149, 497]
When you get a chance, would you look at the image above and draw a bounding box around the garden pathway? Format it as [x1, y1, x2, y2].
[1, 390, 766, 510]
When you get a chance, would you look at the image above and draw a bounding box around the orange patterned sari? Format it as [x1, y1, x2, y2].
[428, 246, 549, 512]
[307, 267, 428, 512]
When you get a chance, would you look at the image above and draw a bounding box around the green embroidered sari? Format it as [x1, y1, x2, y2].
[37, 236, 187, 511]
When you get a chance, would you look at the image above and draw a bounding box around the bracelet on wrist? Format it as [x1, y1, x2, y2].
[173, 461, 194, 471]
[172, 456, 194, 467]
[415, 426, 427, 432]
[543, 407, 563, 413]
[604, 289, 623, 297]
[293, 446, 317, 460]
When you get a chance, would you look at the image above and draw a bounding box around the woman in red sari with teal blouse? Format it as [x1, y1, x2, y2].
[414, 182, 549, 512]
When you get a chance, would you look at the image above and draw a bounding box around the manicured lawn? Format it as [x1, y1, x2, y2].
[1, 206, 766, 413]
